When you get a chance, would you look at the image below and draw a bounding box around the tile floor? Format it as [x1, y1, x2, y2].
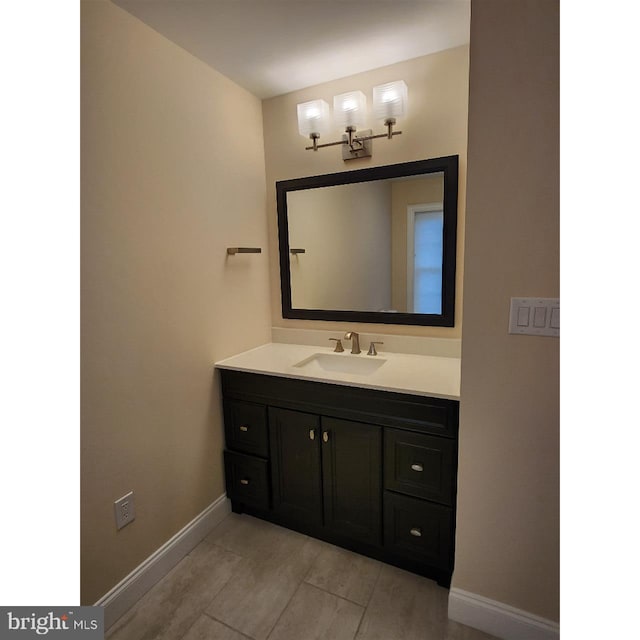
[106, 513, 496, 640]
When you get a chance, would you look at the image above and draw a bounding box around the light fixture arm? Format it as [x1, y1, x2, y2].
[385, 117, 397, 139]
[305, 128, 402, 152]
[346, 126, 356, 148]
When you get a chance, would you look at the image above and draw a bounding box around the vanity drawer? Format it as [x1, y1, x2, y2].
[383, 491, 453, 570]
[224, 450, 270, 509]
[384, 430, 455, 506]
[224, 400, 268, 457]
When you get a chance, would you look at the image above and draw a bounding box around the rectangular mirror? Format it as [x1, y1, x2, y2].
[277, 156, 458, 326]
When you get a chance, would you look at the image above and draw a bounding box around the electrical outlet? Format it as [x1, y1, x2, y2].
[114, 491, 136, 530]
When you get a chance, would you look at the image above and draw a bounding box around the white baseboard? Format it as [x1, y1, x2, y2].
[95, 494, 231, 630]
[448, 588, 559, 640]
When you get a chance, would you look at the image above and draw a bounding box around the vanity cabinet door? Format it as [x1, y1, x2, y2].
[269, 407, 322, 526]
[321, 417, 382, 546]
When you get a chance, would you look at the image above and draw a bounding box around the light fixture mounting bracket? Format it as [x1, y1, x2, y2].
[342, 129, 373, 161]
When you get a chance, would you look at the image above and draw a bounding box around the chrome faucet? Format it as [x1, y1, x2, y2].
[344, 331, 361, 354]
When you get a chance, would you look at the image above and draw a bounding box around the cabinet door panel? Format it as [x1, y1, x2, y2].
[321, 417, 382, 546]
[269, 407, 322, 526]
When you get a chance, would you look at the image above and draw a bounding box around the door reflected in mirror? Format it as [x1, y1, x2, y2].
[277, 157, 458, 326]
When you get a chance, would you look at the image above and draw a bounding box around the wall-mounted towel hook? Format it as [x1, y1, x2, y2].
[227, 247, 262, 255]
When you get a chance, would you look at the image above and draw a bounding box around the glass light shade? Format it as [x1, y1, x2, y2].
[333, 90, 367, 129]
[373, 80, 408, 121]
[297, 99, 331, 138]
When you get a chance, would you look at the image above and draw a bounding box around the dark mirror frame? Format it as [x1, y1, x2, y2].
[276, 155, 458, 326]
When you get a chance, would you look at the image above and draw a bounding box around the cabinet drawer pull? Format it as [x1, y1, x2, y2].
[240, 478, 250, 485]
[239, 425, 249, 432]
[322, 431, 330, 443]
[410, 463, 424, 472]
[309, 429, 316, 440]
[409, 527, 422, 537]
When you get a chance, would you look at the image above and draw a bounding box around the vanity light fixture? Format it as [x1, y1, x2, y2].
[297, 80, 408, 160]
[296, 99, 331, 147]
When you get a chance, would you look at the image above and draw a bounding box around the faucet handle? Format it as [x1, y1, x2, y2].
[367, 341, 384, 356]
[329, 338, 344, 352]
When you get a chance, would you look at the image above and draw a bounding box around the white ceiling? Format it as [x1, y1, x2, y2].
[112, 0, 470, 99]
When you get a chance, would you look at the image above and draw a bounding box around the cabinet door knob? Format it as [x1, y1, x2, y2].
[410, 463, 423, 472]
[322, 431, 330, 443]
[239, 425, 249, 432]
[240, 478, 250, 486]
[410, 527, 422, 537]
[309, 429, 316, 440]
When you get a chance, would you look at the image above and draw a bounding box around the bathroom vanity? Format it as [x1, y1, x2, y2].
[216, 342, 460, 587]
[217, 155, 462, 586]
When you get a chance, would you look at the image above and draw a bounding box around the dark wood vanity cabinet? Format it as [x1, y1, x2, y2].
[268, 407, 323, 527]
[318, 416, 382, 547]
[220, 369, 458, 587]
[269, 408, 382, 546]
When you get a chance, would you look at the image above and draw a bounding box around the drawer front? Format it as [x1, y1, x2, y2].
[224, 450, 270, 509]
[384, 429, 455, 505]
[224, 400, 268, 457]
[383, 491, 453, 570]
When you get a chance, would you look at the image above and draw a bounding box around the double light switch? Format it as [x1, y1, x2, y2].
[509, 298, 559, 337]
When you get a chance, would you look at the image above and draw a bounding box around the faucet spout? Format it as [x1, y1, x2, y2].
[344, 331, 361, 354]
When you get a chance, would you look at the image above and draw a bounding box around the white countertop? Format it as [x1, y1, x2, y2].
[215, 342, 460, 400]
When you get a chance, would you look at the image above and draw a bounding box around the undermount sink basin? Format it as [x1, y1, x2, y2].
[293, 352, 387, 376]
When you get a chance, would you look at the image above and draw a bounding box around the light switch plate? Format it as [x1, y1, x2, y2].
[509, 298, 559, 337]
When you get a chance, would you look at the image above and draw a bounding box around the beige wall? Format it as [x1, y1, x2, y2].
[454, 0, 559, 622]
[81, 0, 271, 604]
[288, 181, 391, 311]
[263, 46, 469, 337]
